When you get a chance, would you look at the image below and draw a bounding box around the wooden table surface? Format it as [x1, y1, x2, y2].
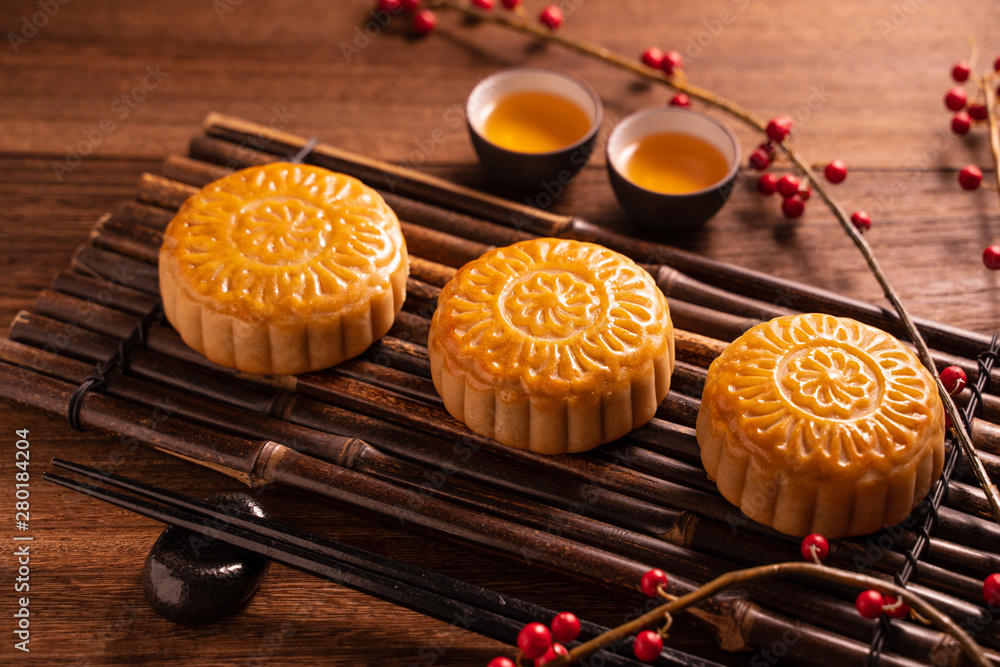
[3, 1, 1000, 665]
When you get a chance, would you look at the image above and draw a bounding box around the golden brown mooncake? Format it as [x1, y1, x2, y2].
[696, 313, 945, 538]
[428, 238, 674, 455]
[159, 163, 408, 375]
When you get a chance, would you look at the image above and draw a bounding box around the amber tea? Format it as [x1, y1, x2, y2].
[619, 132, 730, 194]
[482, 91, 592, 154]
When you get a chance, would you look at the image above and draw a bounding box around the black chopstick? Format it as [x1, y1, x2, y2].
[44, 459, 720, 667]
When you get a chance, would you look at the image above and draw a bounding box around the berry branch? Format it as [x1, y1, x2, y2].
[493, 536, 993, 666]
[383, 6, 1000, 664]
[417, 0, 1000, 527]
[980, 56, 1000, 202]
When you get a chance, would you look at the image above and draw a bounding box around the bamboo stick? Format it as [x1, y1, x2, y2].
[164, 152, 538, 250]
[21, 134, 1000, 656]
[197, 113, 993, 361]
[12, 303, 1000, 598]
[46, 457, 717, 667]
[195, 115, 1000, 530]
[4, 115, 1000, 666]
[28, 278, 1000, 524]
[127, 167, 1000, 392]
[0, 358, 688, 595]
[47, 220, 1000, 502]
[95, 198, 1000, 427]
[21, 253, 1000, 648]
[61, 217, 1000, 462]
[0, 335, 986, 664]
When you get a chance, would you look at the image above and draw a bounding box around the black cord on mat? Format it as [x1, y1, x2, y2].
[867, 333, 1000, 666]
[66, 304, 163, 431]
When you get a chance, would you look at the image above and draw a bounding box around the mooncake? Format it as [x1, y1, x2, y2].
[159, 163, 408, 375]
[696, 313, 945, 538]
[428, 238, 674, 455]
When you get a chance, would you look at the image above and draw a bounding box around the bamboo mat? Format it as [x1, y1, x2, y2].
[3, 115, 1000, 667]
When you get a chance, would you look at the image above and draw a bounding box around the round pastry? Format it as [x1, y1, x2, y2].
[428, 238, 674, 455]
[159, 163, 408, 375]
[696, 313, 945, 538]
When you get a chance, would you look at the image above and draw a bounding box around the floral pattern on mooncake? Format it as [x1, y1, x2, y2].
[428, 238, 674, 453]
[431, 238, 671, 398]
[702, 313, 943, 478]
[159, 162, 408, 375]
[164, 163, 405, 323]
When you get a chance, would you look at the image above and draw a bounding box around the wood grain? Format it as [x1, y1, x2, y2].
[3, 1, 1000, 665]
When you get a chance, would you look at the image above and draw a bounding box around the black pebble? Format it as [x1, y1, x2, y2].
[142, 492, 271, 625]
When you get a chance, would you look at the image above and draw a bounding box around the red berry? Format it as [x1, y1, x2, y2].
[379, 0, 403, 12]
[401, 0, 420, 9]
[539, 5, 563, 29]
[851, 210, 872, 232]
[660, 50, 684, 76]
[952, 111, 972, 135]
[781, 194, 806, 218]
[945, 86, 968, 111]
[473, 0, 494, 8]
[969, 104, 989, 121]
[776, 174, 800, 198]
[641, 47, 664, 69]
[550, 611, 581, 643]
[883, 596, 910, 619]
[800, 534, 830, 562]
[856, 590, 885, 619]
[640, 569, 669, 598]
[952, 61, 971, 82]
[502, 0, 521, 7]
[758, 174, 779, 195]
[517, 622, 552, 660]
[985, 245, 1000, 270]
[824, 159, 848, 184]
[487, 658, 515, 667]
[959, 165, 983, 190]
[749, 148, 772, 170]
[537, 643, 568, 665]
[798, 187, 812, 201]
[413, 9, 436, 34]
[984, 573, 1000, 606]
[670, 93, 691, 108]
[633, 630, 663, 663]
[995, 56, 1000, 72]
[940, 366, 967, 394]
[766, 116, 793, 143]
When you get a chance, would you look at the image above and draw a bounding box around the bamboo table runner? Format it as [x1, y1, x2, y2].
[3, 116, 1000, 666]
